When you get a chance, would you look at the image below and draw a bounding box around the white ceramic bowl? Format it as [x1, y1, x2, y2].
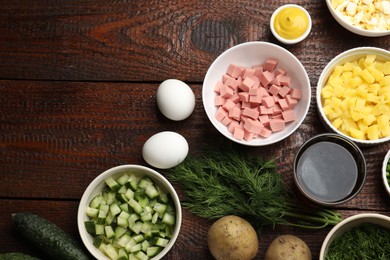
[319, 213, 390, 260]
[77, 165, 182, 260]
[270, 4, 312, 44]
[202, 41, 311, 146]
[326, 0, 390, 37]
[316, 47, 390, 146]
[383, 150, 390, 197]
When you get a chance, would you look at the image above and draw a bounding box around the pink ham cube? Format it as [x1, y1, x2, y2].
[233, 126, 245, 140]
[226, 64, 243, 78]
[263, 58, 278, 72]
[282, 109, 296, 122]
[269, 119, 285, 132]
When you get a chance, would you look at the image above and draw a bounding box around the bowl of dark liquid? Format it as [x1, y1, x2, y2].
[293, 133, 366, 206]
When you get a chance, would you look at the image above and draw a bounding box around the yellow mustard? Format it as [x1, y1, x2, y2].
[274, 6, 309, 40]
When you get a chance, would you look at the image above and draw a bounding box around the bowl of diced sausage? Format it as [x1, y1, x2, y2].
[202, 41, 311, 146]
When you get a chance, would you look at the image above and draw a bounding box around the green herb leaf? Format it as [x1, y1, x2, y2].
[167, 145, 342, 229]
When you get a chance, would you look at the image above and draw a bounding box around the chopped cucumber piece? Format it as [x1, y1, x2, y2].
[85, 172, 176, 259]
[105, 176, 121, 191]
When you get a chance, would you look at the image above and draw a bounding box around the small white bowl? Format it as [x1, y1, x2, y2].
[383, 150, 390, 197]
[319, 213, 390, 260]
[270, 4, 312, 45]
[77, 165, 182, 260]
[316, 47, 390, 146]
[326, 0, 390, 37]
[202, 41, 311, 146]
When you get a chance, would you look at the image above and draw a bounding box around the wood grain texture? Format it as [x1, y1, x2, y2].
[0, 0, 388, 82]
[0, 0, 390, 259]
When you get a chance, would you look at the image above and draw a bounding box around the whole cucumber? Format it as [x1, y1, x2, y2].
[0, 252, 41, 260]
[12, 212, 91, 260]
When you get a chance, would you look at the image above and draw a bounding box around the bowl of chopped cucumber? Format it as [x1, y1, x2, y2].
[319, 213, 390, 260]
[77, 164, 182, 260]
[382, 149, 390, 197]
[316, 47, 390, 146]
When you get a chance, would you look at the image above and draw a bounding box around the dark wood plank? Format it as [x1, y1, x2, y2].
[0, 1, 389, 82]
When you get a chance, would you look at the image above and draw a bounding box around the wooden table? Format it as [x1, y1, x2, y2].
[1, 0, 389, 259]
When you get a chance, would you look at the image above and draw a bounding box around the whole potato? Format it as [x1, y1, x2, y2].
[265, 234, 311, 260]
[207, 215, 258, 260]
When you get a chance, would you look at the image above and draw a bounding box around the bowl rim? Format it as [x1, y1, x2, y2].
[202, 41, 311, 146]
[382, 150, 390, 196]
[316, 46, 390, 146]
[319, 213, 390, 260]
[325, 0, 390, 37]
[77, 164, 182, 260]
[293, 133, 367, 206]
[270, 4, 312, 44]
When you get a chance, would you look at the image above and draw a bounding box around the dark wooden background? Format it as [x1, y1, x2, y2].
[0, 0, 389, 259]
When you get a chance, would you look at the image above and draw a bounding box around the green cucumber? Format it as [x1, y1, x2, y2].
[12, 212, 91, 260]
[0, 252, 41, 260]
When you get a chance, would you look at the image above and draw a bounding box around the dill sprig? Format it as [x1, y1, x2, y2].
[167, 145, 342, 229]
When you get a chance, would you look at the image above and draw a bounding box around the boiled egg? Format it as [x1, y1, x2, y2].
[157, 79, 195, 121]
[142, 131, 189, 169]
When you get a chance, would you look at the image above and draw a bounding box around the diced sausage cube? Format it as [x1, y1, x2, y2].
[259, 105, 273, 115]
[249, 95, 262, 105]
[278, 86, 291, 97]
[239, 77, 254, 92]
[259, 70, 275, 88]
[227, 120, 239, 133]
[221, 116, 232, 126]
[268, 84, 281, 96]
[220, 85, 234, 99]
[244, 130, 256, 141]
[214, 80, 224, 94]
[275, 67, 287, 76]
[290, 88, 302, 99]
[269, 119, 285, 132]
[214, 95, 225, 106]
[278, 98, 290, 110]
[259, 127, 272, 137]
[238, 92, 249, 102]
[226, 64, 243, 78]
[230, 93, 240, 104]
[215, 107, 228, 121]
[233, 126, 245, 140]
[225, 77, 240, 91]
[263, 58, 278, 72]
[242, 107, 259, 119]
[278, 75, 291, 86]
[259, 115, 270, 126]
[229, 106, 241, 120]
[282, 109, 296, 122]
[222, 99, 236, 111]
[262, 96, 275, 108]
[286, 95, 298, 108]
[243, 118, 264, 133]
[242, 68, 256, 78]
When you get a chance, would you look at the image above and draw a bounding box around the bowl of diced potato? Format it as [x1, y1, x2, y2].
[325, 0, 390, 37]
[316, 47, 390, 146]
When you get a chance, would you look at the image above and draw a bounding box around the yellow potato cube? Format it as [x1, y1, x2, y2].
[363, 113, 376, 126]
[353, 66, 363, 77]
[379, 61, 390, 75]
[349, 127, 365, 140]
[351, 110, 365, 121]
[332, 118, 343, 129]
[367, 66, 384, 82]
[363, 54, 376, 68]
[360, 69, 375, 84]
[367, 125, 379, 140]
[343, 62, 355, 71]
[348, 77, 363, 88]
[332, 85, 344, 98]
[378, 115, 390, 137]
[357, 121, 368, 133]
[354, 97, 366, 112]
[379, 76, 390, 87]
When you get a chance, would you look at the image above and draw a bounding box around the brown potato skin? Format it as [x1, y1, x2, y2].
[207, 215, 259, 260]
[265, 234, 312, 260]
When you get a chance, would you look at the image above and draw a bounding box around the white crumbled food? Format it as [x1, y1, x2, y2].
[331, 0, 390, 31]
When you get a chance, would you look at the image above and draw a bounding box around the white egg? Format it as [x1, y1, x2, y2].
[142, 131, 189, 169]
[157, 79, 195, 121]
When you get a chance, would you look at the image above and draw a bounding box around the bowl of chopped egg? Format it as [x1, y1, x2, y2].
[326, 0, 390, 37]
[317, 47, 390, 146]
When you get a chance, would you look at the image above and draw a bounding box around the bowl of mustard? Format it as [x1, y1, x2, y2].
[270, 4, 312, 45]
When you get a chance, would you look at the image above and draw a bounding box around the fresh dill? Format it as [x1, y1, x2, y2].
[326, 223, 390, 260]
[167, 145, 342, 229]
